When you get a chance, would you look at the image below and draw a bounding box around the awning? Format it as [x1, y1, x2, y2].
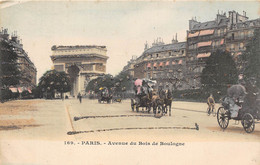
[197, 41, 212, 48]
[199, 29, 214, 36]
[153, 63, 157, 67]
[188, 31, 199, 38]
[220, 39, 224, 45]
[165, 61, 169, 66]
[9, 87, 18, 93]
[18, 87, 22, 93]
[172, 61, 176, 65]
[147, 63, 151, 68]
[159, 62, 164, 66]
[197, 53, 211, 58]
[178, 60, 183, 64]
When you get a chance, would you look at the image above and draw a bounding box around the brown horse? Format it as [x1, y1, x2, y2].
[151, 90, 164, 116]
[159, 89, 173, 116]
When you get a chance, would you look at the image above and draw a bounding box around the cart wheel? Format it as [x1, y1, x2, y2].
[241, 113, 255, 133]
[217, 107, 229, 130]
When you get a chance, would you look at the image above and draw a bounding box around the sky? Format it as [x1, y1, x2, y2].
[0, 1, 259, 83]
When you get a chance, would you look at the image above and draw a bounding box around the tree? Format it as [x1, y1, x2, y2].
[242, 28, 260, 88]
[86, 72, 133, 95]
[0, 39, 21, 88]
[201, 50, 238, 97]
[38, 70, 71, 99]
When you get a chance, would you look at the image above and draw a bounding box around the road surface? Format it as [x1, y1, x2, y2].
[1, 98, 259, 141]
[1, 99, 260, 165]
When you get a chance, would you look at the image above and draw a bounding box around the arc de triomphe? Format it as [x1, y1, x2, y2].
[50, 45, 108, 96]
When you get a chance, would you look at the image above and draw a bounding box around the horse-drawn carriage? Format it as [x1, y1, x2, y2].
[130, 79, 173, 116]
[217, 84, 260, 133]
[98, 87, 112, 103]
[130, 79, 153, 113]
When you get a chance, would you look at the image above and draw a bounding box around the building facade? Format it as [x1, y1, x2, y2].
[225, 15, 260, 73]
[132, 37, 188, 90]
[0, 28, 37, 93]
[186, 10, 260, 88]
[50, 45, 108, 96]
[122, 55, 137, 77]
[123, 10, 259, 91]
[186, 12, 229, 88]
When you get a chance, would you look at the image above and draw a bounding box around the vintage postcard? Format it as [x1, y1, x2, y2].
[0, 1, 259, 164]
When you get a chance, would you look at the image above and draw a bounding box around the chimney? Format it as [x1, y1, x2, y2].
[189, 19, 199, 30]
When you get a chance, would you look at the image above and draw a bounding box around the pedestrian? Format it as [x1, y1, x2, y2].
[77, 92, 82, 103]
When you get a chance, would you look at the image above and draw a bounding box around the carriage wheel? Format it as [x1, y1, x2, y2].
[241, 113, 255, 133]
[217, 107, 229, 130]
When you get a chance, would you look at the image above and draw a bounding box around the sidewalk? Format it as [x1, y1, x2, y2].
[0, 99, 74, 140]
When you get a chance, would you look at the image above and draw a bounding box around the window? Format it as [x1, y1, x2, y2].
[181, 50, 184, 54]
[156, 54, 159, 58]
[169, 52, 171, 56]
[218, 29, 221, 36]
[231, 44, 235, 50]
[215, 41, 219, 47]
[240, 32, 244, 39]
[239, 43, 244, 50]
[153, 73, 157, 78]
[232, 33, 235, 40]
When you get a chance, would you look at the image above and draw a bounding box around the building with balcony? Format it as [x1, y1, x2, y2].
[0, 28, 37, 93]
[186, 12, 229, 88]
[225, 15, 260, 73]
[50, 45, 108, 95]
[133, 36, 188, 90]
[186, 10, 260, 88]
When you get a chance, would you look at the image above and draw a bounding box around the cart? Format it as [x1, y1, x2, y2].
[217, 94, 260, 133]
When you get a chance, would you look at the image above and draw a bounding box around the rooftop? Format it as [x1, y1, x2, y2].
[191, 18, 229, 31]
[51, 45, 106, 50]
[234, 18, 260, 29]
[143, 42, 186, 54]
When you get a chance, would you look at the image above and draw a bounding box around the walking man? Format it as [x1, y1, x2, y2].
[77, 92, 82, 103]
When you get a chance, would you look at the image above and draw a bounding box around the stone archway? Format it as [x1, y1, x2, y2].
[67, 65, 80, 96]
